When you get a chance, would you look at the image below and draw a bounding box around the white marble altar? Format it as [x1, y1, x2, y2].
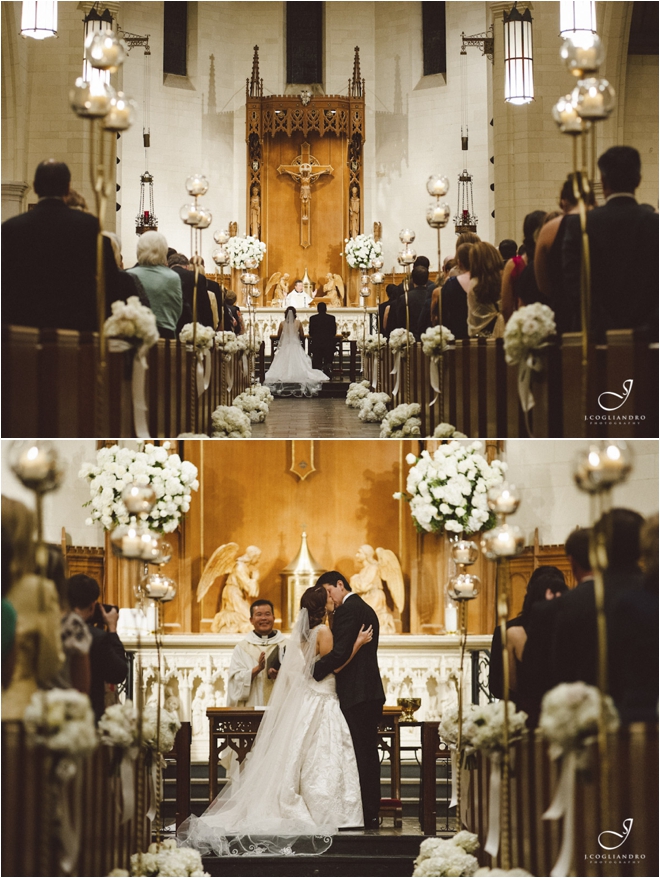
[123, 633, 491, 761]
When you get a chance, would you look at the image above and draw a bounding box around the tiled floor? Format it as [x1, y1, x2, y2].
[251, 398, 382, 438]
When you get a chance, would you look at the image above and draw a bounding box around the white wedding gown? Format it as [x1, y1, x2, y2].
[264, 312, 329, 397]
[177, 613, 363, 857]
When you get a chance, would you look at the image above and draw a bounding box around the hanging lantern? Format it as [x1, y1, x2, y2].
[136, 172, 158, 234]
[454, 170, 478, 234]
[20, 1, 57, 39]
[81, 5, 114, 88]
[559, 0, 597, 37]
[503, 4, 534, 105]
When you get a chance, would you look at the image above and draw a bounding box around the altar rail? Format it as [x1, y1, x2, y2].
[362, 330, 657, 438]
[1, 326, 256, 438]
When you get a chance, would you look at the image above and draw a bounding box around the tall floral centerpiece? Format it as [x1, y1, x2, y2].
[344, 233, 382, 304]
[225, 235, 266, 270]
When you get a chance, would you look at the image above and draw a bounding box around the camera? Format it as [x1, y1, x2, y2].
[91, 602, 119, 628]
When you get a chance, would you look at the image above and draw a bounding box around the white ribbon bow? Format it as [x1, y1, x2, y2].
[429, 356, 441, 407]
[225, 357, 235, 393]
[543, 750, 577, 877]
[391, 351, 402, 395]
[107, 338, 151, 438]
[484, 753, 502, 857]
[119, 750, 137, 823]
[196, 350, 212, 397]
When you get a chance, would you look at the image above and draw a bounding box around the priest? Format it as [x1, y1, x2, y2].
[226, 599, 286, 708]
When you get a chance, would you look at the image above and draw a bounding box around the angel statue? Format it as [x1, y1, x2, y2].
[197, 544, 262, 633]
[265, 272, 290, 307]
[349, 545, 405, 634]
[319, 272, 345, 308]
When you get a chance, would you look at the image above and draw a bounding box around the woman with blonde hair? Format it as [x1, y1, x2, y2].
[467, 242, 505, 337]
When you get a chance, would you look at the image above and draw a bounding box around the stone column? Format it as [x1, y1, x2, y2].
[1, 182, 29, 222]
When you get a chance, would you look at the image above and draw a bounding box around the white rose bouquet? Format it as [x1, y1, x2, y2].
[104, 297, 159, 354]
[358, 391, 390, 423]
[388, 328, 416, 353]
[421, 325, 455, 357]
[395, 441, 506, 535]
[463, 701, 528, 755]
[179, 323, 216, 354]
[98, 701, 139, 751]
[432, 424, 468, 439]
[380, 402, 421, 438]
[211, 404, 252, 438]
[344, 233, 383, 269]
[80, 443, 199, 533]
[24, 689, 97, 755]
[356, 333, 387, 354]
[232, 391, 269, 423]
[503, 302, 556, 366]
[413, 832, 480, 877]
[539, 682, 619, 761]
[346, 380, 371, 408]
[251, 384, 274, 404]
[225, 235, 266, 269]
[438, 704, 478, 749]
[215, 331, 241, 359]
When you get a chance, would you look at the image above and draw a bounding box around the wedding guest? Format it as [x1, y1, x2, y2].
[390, 266, 430, 339]
[419, 242, 472, 339]
[224, 290, 245, 334]
[501, 210, 546, 321]
[127, 231, 183, 339]
[226, 600, 287, 708]
[448, 232, 481, 276]
[467, 242, 504, 337]
[379, 284, 401, 338]
[498, 239, 518, 263]
[67, 574, 127, 721]
[167, 253, 213, 329]
[200, 259, 222, 330]
[104, 230, 150, 307]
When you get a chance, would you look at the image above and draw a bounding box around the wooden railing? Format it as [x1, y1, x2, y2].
[1, 327, 257, 438]
[362, 330, 657, 437]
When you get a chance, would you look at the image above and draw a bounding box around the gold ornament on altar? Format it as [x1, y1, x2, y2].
[349, 546, 405, 634]
[397, 697, 422, 723]
[281, 532, 324, 630]
[197, 544, 262, 633]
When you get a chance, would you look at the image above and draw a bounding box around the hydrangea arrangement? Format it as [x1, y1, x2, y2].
[462, 701, 528, 755]
[433, 424, 468, 439]
[215, 331, 241, 359]
[251, 384, 274, 405]
[413, 832, 480, 877]
[539, 682, 619, 761]
[104, 297, 159, 351]
[232, 391, 269, 423]
[380, 403, 422, 438]
[358, 391, 390, 423]
[236, 334, 261, 354]
[24, 689, 97, 755]
[344, 233, 383, 269]
[109, 839, 210, 877]
[225, 235, 266, 269]
[98, 701, 139, 751]
[421, 325, 455, 357]
[179, 323, 216, 354]
[438, 704, 478, 749]
[79, 443, 199, 533]
[356, 333, 387, 354]
[503, 302, 556, 366]
[388, 328, 416, 353]
[140, 706, 182, 755]
[211, 405, 252, 438]
[346, 380, 371, 408]
[395, 441, 506, 534]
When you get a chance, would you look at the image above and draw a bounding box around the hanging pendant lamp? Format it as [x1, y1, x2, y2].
[20, 1, 57, 39]
[503, 4, 534, 105]
[559, 0, 597, 37]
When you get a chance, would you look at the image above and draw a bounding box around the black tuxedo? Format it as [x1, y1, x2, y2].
[2, 198, 123, 332]
[390, 286, 427, 339]
[170, 265, 214, 330]
[205, 277, 222, 330]
[560, 197, 658, 338]
[308, 311, 337, 374]
[314, 593, 385, 823]
[88, 625, 128, 721]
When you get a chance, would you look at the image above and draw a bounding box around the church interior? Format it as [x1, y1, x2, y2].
[1, 437, 658, 875]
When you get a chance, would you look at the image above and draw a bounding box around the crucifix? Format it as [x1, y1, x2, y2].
[277, 142, 333, 249]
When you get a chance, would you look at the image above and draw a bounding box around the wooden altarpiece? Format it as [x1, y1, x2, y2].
[245, 46, 365, 303]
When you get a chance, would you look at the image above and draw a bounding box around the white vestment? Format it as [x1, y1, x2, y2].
[226, 630, 287, 707]
[285, 289, 312, 308]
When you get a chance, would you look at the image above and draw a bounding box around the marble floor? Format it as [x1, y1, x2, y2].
[251, 397, 382, 438]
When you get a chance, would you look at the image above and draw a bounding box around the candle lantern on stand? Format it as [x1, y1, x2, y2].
[212, 231, 231, 401]
[397, 229, 417, 403]
[241, 257, 262, 392]
[369, 256, 385, 390]
[426, 175, 451, 418]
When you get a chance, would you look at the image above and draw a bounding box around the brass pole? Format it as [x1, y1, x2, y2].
[498, 558, 512, 871]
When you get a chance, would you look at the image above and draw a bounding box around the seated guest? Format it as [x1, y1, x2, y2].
[419, 242, 472, 339]
[224, 290, 245, 334]
[104, 231, 150, 307]
[1, 159, 122, 332]
[498, 239, 518, 263]
[67, 574, 128, 721]
[501, 210, 546, 321]
[379, 284, 401, 338]
[561, 146, 658, 338]
[467, 242, 504, 337]
[201, 259, 222, 330]
[395, 255, 435, 298]
[167, 253, 213, 329]
[390, 266, 430, 339]
[448, 232, 481, 276]
[128, 231, 183, 339]
[308, 301, 337, 377]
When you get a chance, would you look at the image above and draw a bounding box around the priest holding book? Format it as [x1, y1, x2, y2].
[226, 599, 286, 708]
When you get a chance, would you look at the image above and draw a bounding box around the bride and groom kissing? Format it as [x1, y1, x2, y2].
[179, 571, 386, 856]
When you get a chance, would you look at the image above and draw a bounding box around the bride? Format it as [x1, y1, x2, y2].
[264, 306, 329, 397]
[177, 584, 372, 856]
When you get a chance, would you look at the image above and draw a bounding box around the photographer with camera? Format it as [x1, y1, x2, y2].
[67, 574, 128, 721]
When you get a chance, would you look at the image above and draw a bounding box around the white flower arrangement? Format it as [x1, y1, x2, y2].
[503, 302, 556, 366]
[462, 701, 528, 755]
[388, 328, 416, 353]
[236, 334, 261, 354]
[343, 233, 383, 269]
[104, 297, 159, 351]
[251, 384, 274, 405]
[413, 832, 480, 877]
[346, 380, 371, 408]
[211, 405, 252, 438]
[438, 704, 478, 749]
[232, 391, 269, 423]
[433, 424, 468, 439]
[358, 391, 391, 423]
[179, 323, 216, 354]
[140, 706, 181, 755]
[421, 325, 455, 357]
[395, 441, 506, 535]
[225, 235, 266, 270]
[380, 403, 422, 438]
[356, 333, 387, 354]
[109, 839, 209, 877]
[215, 331, 241, 359]
[98, 701, 139, 752]
[80, 443, 199, 534]
[24, 689, 97, 755]
[539, 682, 619, 761]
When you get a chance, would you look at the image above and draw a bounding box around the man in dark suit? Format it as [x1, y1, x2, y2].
[559, 146, 658, 339]
[308, 301, 337, 376]
[313, 571, 385, 828]
[2, 159, 121, 332]
[390, 265, 431, 340]
[168, 253, 214, 330]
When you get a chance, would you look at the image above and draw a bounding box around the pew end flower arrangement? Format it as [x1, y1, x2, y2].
[178, 323, 216, 354]
[232, 391, 270, 423]
[211, 405, 252, 438]
[359, 391, 391, 423]
[346, 380, 371, 408]
[380, 402, 421, 437]
[104, 297, 159, 357]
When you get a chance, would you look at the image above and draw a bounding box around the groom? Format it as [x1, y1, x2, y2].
[313, 571, 385, 828]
